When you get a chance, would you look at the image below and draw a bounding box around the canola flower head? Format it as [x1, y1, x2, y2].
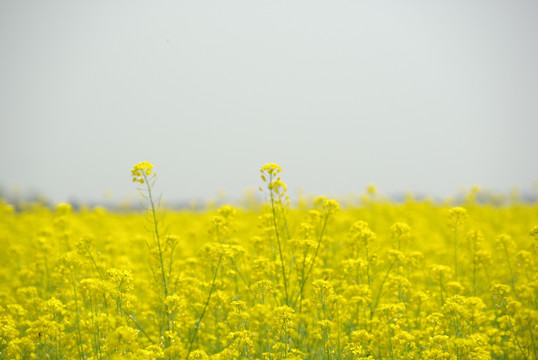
[448, 206, 468, 226]
[131, 161, 155, 183]
[260, 163, 282, 177]
[349, 220, 376, 245]
[366, 184, 377, 195]
[430, 264, 452, 281]
[259, 163, 290, 200]
[272, 305, 295, 336]
[391, 222, 411, 239]
[55, 202, 72, 215]
[189, 350, 209, 360]
[254, 280, 273, 299]
[314, 196, 340, 215]
[490, 283, 511, 297]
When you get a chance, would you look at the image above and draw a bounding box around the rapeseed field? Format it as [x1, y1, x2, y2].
[0, 162, 536, 359]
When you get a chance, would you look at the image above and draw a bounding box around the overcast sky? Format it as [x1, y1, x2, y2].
[1, 0, 537, 205]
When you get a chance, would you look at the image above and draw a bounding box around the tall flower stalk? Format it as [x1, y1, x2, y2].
[131, 162, 171, 341]
[260, 163, 290, 306]
[448, 207, 467, 282]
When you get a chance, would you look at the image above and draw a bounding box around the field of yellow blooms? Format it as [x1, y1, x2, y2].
[1, 162, 537, 360]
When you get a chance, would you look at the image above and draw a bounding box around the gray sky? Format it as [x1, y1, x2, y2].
[1, 0, 537, 204]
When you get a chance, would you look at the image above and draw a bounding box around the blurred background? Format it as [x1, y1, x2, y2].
[1, 0, 537, 207]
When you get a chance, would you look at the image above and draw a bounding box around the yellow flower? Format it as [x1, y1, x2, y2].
[314, 197, 340, 215]
[448, 206, 467, 228]
[272, 306, 295, 338]
[189, 350, 209, 360]
[55, 202, 72, 215]
[391, 222, 411, 240]
[259, 163, 288, 198]
[260, 163, 282, 177]
[131, 161, 155, 184]
[349, 221, 376, 246]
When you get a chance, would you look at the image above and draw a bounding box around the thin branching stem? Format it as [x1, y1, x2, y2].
[186, 253, 223, 359]
[270, 182, 289, 306]
[293, 212, 329, 308]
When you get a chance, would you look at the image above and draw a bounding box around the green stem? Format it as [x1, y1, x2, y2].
[387, 313, 395, 360]
[454, 225, 458, 281]
[186, 253, 223, 359]
[366, 246, 371, 289]
[503, 302, 528, 360]
[371, 259, 397, 318]
[70, 271, 85, 360]
[472, 236, 477, 296]
[230, 257, 255, 297]
[143, 173, 168, 299]
[142, 173, 171, 338]
[123, 310, 155, 344]
[293, 213, 329, 308]
[269, 180, 289, 306]
[81, 241, 103, 280]
[440, 274, 445, 307]
[502, 242, 517, 295]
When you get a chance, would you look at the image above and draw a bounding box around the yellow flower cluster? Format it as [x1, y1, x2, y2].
[260, 163, 287, 199]
[0, 164, 536, 359]
[131, 161, 155, 184]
